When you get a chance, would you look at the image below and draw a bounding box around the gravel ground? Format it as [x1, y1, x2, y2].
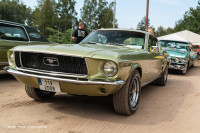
[0, 61, 200, 133]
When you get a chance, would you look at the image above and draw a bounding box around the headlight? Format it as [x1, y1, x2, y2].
[10, 52, 15, 64]
[175, 58, 186, 63]
[180, 58, 186, 63]
[103, 61, 118, 77]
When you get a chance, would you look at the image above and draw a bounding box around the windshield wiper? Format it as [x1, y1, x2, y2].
[82, 41, 98, 44]
[106, 43, 124, 46]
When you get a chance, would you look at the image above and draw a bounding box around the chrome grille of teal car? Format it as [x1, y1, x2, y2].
[14, 52, 88, 76]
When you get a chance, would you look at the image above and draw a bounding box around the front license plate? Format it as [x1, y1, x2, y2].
[38, 78, 61, 92]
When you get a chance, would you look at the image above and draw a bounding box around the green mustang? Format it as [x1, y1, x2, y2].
[5, 29, 168, 115]
[159, 40, 197, 74]
[0, 20, 49, 74]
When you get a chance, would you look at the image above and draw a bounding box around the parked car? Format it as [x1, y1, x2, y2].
[5, 29, 168, 115]
[159, 40, 197, 74]
[0, 20, 49, 74]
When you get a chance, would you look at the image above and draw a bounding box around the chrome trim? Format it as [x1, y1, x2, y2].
[169, 64, 186, 71]
[19, 52, 23, 67]
[0, 70, 7, 74]
[16, 67, 87, 78]
[141, 76, 161, 87]
[43, 57, 59, 66]
[15, 51, 89, 78]
[0, 62, 9, 65]
[0, 22, 30, 42]
[13, 50, 85, 58]
[5, 68, 125, 85]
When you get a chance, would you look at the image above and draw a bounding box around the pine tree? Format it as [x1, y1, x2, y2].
[33, 0, 58, 36]
[0, 0, 32, 24]
[56, 0, 77, 32]
[80, 0, 117, 32]
[136, 16, 150, 31]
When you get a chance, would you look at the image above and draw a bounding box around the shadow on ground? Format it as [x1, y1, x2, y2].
[38, 67, 197, 126]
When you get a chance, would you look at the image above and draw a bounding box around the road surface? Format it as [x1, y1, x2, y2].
[0, 61, 200, 133]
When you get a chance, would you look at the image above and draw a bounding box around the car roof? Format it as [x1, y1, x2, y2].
[97, 28, 154, 36]
[0, 20, 32, 29]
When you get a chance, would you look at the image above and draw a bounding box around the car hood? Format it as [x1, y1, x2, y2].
[12, 44, 144, 60]
[163, 48, 188, 58]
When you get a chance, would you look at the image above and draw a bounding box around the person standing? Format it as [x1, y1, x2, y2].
[72, 22, 88, 44]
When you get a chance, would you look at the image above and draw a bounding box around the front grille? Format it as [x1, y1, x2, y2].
[15, 52, 88, 76]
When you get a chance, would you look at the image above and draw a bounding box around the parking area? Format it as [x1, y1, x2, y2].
[0, 61, 200, 133]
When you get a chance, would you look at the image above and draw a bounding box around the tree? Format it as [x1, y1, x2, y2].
[174, 1, 200, 34]
[97, 0, 118, 28]
[80, 0, 117, 32]
[46, 27, 73, 44]
[56, 0, 77, 32]
[137, 16, 151, 31]
[154, 26, 174, 37]
[0, 0, 33, 24]
[33, 0, 58, 37]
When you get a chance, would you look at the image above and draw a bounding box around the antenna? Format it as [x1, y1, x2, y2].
[113, 0, 116, 28]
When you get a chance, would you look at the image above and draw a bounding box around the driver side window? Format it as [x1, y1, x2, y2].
[149, 36, 159, 52]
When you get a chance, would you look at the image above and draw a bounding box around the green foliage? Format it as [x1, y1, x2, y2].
[174, 1, 200, 34]
[155, 26, 174, 37]
[0, 0, 32, 24]
[33, 0, 58, 37]
[56, 0, 77, 32]
[137, 16, 150, 31]
[81, 0, 117, 32]
[47, 27, 74, 44]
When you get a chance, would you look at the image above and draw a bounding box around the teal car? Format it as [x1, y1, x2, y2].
[159, 40, 197, 74]
[0, 20, 49, 74]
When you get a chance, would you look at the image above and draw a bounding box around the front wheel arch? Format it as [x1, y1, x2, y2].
[129, 64, 142, 79]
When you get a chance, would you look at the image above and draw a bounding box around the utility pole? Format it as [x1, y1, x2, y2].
[113, 0, 116, 28]
[145, 0, 149, 31]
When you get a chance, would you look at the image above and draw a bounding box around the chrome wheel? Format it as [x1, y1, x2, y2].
[129, 76, 140, 109]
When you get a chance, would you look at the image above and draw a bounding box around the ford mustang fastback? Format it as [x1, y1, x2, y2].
[159, 40, 197, 74]
[5, 29, 168, 115]
[0, 20, 49, 74]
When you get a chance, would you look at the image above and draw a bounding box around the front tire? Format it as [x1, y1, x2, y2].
[25, 85, 55, 101]
[155, 65, 168, 86]
[113, 70, 141, 115]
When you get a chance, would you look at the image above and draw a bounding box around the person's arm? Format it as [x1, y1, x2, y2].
[72, 30, 78, 40]
[85, 30, 88, 37]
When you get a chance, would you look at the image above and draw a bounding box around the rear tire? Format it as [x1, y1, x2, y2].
[25, 85, 55, 101]
[155, 65, 168, 86]
[113, 70, 141, 115]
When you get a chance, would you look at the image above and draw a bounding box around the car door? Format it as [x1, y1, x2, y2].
[147, 35, 163, 80]
[0, 23, 29, 65]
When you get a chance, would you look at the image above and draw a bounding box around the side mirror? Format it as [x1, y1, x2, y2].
[151, 46, 159, 52]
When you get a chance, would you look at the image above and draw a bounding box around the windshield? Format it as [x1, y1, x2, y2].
[159, 40, 190, 52]
[81, 30, 145, 49]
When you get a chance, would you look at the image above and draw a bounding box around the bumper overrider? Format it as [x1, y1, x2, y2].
[4, 67, 125, 96]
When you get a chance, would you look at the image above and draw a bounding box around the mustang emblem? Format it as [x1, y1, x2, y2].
[43, 57, 59, 66]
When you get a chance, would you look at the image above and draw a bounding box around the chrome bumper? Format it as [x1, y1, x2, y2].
[0, 70, 7, 74]
[169, 64, 186, 71]
[5, 67, 125, 85]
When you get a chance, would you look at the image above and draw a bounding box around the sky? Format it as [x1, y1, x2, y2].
[22, 0, 199, 29]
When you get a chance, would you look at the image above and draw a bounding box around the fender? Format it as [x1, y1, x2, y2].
[129, 63, 142, 78]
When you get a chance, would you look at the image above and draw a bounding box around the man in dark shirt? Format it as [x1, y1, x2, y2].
[72, 22, 88, 44]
